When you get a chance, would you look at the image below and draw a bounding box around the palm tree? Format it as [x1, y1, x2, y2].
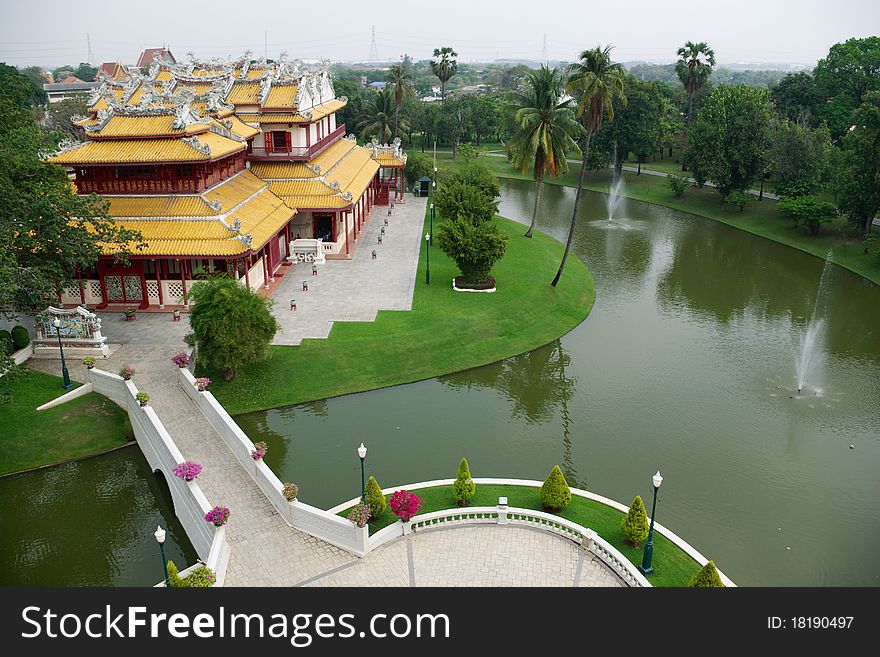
[550, 45, 626, 287]
[430, 47, 458, 102]
[505, 66, 583, 238]
[675, 41, 716, 169]
[356, 87, 408, 144]
[387, 62, 413, 140]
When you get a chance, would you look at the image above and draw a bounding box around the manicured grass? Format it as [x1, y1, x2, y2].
[340, 483, 701, 588]
[482, 156, 880, 287]
[208, 211, 595, 415]
[0, 370, 133, 476]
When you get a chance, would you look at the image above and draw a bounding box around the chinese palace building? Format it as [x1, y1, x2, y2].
[46, 52, 406, 310]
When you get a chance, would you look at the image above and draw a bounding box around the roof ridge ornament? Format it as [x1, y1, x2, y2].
[45, 137, 84, 159]
[208, 200, 223, 213]
[305, 163, 321, 175]
[182, 135, 212, 156]
[232, 232, 253, 248]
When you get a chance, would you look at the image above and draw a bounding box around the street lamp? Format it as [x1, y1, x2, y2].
[639, 470, 663, 575]
[52, 318, 72, 390]
[429, 203, 435, 245]
[357, 443, 367, 504]
[154, 525, 171, 588]
[425, 233, 431, 285]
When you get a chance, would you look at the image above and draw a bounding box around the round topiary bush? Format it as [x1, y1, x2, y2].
[453, 457, 476, 506]
[0, 330, 12, 356]
[540, 465, 571, 512]
[365, 475, 387, 517]
[621, 495, 650, 547]
[689, 561, 725, 587]
[11, 326, 30, 350]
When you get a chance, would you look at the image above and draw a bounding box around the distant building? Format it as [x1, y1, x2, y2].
[98, 61, 128, 81]
[367, 81, 387, 89]
[136, 47, 177, 70]
[43, 79, 102, 103]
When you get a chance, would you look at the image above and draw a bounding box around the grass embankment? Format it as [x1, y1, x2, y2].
[0, 370, 133, 476]
[340, 483, 700, 588]
[482, 156, 880, 287]
[208, 210, 595, 415]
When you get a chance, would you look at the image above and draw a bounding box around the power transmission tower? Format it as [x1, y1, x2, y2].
[86, 32, 94, 65]
[369, 25, 378, 61]
[541, 33, 548, 65]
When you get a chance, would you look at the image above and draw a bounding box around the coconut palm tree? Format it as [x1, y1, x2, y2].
[505, 66, 583, 238]
[430, 47, 458, 102]
[550, 46, 626, 287]
[675, 41, 716, 168]
[387, 62, 413, 140]
[356, 87, 408, 144]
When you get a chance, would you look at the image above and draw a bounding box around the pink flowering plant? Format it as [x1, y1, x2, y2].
[171, 352, 191, 368]
[251, 441, 268, 460]
[172, 461, 202, 481]
[204, 506, 230, 526]
[389, 490, 425, 522]
[194, 377, 211, 391]
[119, 364, 136, 380]
[346, 502, 371, 527]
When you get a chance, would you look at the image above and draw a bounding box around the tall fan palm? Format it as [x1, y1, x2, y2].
[551, 45, 626, 287]
[675, 41, 716, 167]
[506, 66, 583, 238]
[356, 87, 407, 144]
[431, 47, 458, 102]
[387, 62, 413, 140]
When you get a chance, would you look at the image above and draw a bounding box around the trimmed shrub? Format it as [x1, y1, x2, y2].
[689, 561, 725, 588]
[621, 495, 650, 547]
[166, 560, 216, 587]
[540, 465, 571, 511]
[724, 190, 751, 212]
[452, 457, 476, 506]
[667, 175, 688, 198]
[0, 330, 12, 356]
[365, 475, 387, 517]
[11, 326, 29, 350]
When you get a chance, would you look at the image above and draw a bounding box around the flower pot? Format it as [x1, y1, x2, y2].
[86, 365, 95, 369]
[185, 476, 195, 482]
[138, 400, 148, 407]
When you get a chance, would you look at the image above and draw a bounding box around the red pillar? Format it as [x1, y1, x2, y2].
[156, 260, 164, 308]
[344, 210, 350, 255]
[179, 260, 188, 306]
[331, 212, 338, 243]
[244, 258, 251, 289]
[261, 249, 269, 289]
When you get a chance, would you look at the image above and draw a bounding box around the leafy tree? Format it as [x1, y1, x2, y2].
[607, 76, 669, 174]
[689, 85, 773, 196]
[436, 95, 469, 155]
[675, 41, 716, 167]
[0, 355, 28, 404]
[452, 457, 476, 506]
[0, 63, 46, 106]
[443, 160, 501, 201]
[434, 180, 498, 226]
[436, 211, 508, 286]
[769, 121, 832, 197]
[431, 47, 458, 102]
[404, 151, 433, 187]
[386, 62, 413, 140]
[0, 75, 143, 312]
[51, 65, 75, 82]
[456, 142, 480, 161]
[505, 65, 582, 238]
[333, 75, 369, 134]
[835, 91, 880, 235]
[44, 97, 88, 140]
[365, 475, 387, 517]
[188, 277, 280, 381]
[771, 72, 821, 126]
[552, 45, 626, 287]
[539, 464, 571, 511]
[778, 195, 837, 235]
[467, 95, 500, 145]
[667, 174, 688, 197]
[689, 561, 725, 587]
[725, 190, 751, 212]
[356, 88, 406, 144]
[73, 63, 97, 82]
[621, 495, 650, 547]
[814, 37, 880, 106]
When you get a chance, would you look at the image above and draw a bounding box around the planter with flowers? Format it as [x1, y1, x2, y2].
[172, 461, 202, 482]
[346, 502, 371, 528]
[251, 441, 268, 461]
[119, 364, 136, 380]
[193, 377, 211, 392]
[204, 505, 230, 527]
[136, 391, 150, 407]
[282, 482, 298, 501]
[389, 490, 425, 535]
[171, 352, 191, 368]
[123, 308, 137, 321]
[82, 357, 96, 369]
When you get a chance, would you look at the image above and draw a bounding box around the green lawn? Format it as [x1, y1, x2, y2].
[482, 156, 880, 287]
[208, 210, 595, 415]
[0, 370, 133, 476]
[340, 483, 702, 588]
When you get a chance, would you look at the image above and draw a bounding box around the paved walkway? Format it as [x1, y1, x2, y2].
[271, 197, 426, 345]
[301, 525, 624, 587]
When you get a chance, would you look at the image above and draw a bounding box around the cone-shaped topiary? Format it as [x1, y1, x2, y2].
[689, 561, 725, 587]
[453, 457, 476, 506]
[621, 495, 650, 547]
[365, 475, 387, 517]
[540, 465, 571, 511]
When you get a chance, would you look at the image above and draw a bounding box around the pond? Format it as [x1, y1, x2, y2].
[236, 178, 880, 587]
[0, 447, 196, 586]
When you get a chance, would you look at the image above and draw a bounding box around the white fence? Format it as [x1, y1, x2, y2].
[178, 367, 368, 556]
[88, 368, 230, 585]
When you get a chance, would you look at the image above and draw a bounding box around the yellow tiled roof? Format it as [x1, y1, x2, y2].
[47, 132, 245, 164]
[88, 96, 109, 113]
[311, 138, 357, 171]
[176, 82, 215, 95]
[375, 152, 406, 167]
[226, 81, 261, 105]
[125, 86, 145, 106]
[217, 115, 259, 140]
[203, 170, 266, 210]
[301, 98, 347, 121]
[155, 70, 172, 82]
[248, 113, 299, 124]
[241, 98, 348, 123]
[104, 195, 214, 217]
[248, 161, 315, 179]
[87, 115, 210, 138]
[264, 84, 297, 108]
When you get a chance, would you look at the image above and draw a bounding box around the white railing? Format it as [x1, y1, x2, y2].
[290, 238, 327, 264]
[87, 368, 229, 586]
[178, 367, 368, 557]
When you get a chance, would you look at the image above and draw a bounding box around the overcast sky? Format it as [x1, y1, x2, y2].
[2, 0, 877, 69]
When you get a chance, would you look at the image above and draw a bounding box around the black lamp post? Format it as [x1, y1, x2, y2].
[429, 203, 435, 246]
[154, 525, 171, 588]
[639, 470, 663, 575]
[425, 233, 431, 285]
[52, 318, 72, 390]
[357, 443, 367, 504]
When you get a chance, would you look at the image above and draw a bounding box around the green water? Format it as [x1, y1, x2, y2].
[0, 447, 196, 586]
[237, 179, 880, 587]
